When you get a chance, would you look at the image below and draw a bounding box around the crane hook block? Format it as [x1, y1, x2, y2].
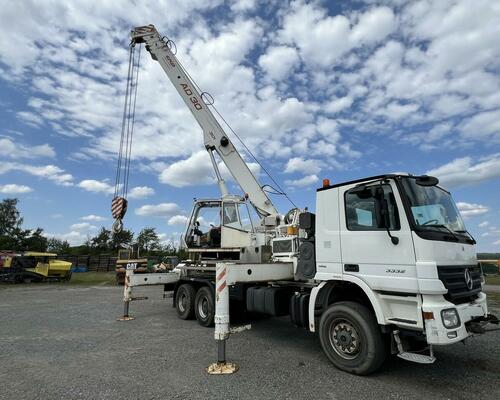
[112, 219, 124, 234]
[111, 196, 128, 220]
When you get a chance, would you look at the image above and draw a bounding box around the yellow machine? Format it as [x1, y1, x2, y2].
[0, 252, 72, 283]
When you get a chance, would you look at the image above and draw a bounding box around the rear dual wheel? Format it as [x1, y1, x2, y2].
[175, 284, 196, 320]
[175, 284, 215, 327]
[194, 286, 214, 327]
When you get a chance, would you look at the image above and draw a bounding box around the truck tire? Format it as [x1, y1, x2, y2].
[318, 301, 385, 375]
[194, 286, 215, 327]
[175, 284, 196, 320]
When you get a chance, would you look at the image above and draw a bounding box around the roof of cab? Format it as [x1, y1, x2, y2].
[317, 174, 407, 192]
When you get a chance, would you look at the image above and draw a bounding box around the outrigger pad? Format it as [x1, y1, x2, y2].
[206, 362, 239, 375]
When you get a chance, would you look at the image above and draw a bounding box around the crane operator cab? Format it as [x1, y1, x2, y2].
[183, 197, 255, 252]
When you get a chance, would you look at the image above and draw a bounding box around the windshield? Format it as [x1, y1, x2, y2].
[400, 178, 465, 232]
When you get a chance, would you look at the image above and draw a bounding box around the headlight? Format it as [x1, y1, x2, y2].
[441, 308, 461, 329]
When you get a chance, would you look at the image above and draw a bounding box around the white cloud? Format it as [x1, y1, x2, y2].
[44, 231, 89, 246]
[0, 138, 55, 158]
[158, 150, 261, 188]
[70, 222, 97, 231]
[17, 111, 44, 127]
[78, 182, 154, 199]
[0, 184, 33, 194]
[0, 162, 73, 186]
[456, 202, 489, 219]
[128, 186, 155, 199]
[351, 6, 397, 45]
[459, 109, 500, 142]
[279, 3, 396, 67]
[158, 232, 182, 249]
[285, 174, 319, 187]
[427, 154, 500, 188]
[230, 0, 256, 12]
[159, 151, 215, 187]
[78, 179, 114, 194]
[135, 203, 180, 217]
[258, 46, 299, 80]
[478, 221, 489, 228]
[168, 215, 189, 226]
[1, 0, 500, 242]
[81, 214, 107, 222]
[325, 96, 353, 114]
[284, 157, 321, 174]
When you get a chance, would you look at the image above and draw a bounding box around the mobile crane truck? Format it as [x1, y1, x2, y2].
[112, 25, 498, 375]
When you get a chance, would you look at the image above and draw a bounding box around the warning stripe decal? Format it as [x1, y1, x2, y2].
[216, 269, 226, 282]
[216, 281, 226, 295]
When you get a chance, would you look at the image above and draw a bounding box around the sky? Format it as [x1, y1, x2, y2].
[0, 0, 499, 251]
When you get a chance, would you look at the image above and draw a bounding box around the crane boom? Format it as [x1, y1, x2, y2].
[130, 25, 278, 219]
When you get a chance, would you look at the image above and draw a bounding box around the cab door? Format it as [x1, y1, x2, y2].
[221, 201, 251, 248]
[340, 180, 417, 293]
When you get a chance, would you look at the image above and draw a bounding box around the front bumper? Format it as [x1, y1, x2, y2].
[422, 292, 488, 345]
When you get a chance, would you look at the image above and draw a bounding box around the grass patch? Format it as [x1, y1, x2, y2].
[68, 272, 116, 286]
[486, 292, 500, 310]
[485, 274, 500, 286]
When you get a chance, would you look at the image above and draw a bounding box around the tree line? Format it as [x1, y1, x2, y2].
[0, 198, 176, 256]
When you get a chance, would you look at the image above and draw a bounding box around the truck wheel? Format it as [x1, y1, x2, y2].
[319, 301, 385, 375]
[194, 286, 214, 327]
[175, 284, 196, 320]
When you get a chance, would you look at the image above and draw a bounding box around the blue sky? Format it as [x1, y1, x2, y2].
[0, 0, 499, 251]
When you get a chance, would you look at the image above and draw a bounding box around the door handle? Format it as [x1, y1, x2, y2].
[344, 264, 359, 272]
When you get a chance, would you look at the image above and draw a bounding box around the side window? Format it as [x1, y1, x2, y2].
[345, 185, 400, 231]
[222, 202, 241, 228]
[196, 206, 221, 231]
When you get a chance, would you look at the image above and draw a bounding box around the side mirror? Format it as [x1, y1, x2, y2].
[415, 175, 439, 186]
[374, 186, 399, 245]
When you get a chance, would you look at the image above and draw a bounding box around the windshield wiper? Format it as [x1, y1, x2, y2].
[455, 230, 477, 244]
[420, 224, 460, 242]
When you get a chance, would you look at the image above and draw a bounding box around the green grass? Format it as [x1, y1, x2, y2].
[68, 272, 116, 286]
[485, 274, 500, 286]
[486, 292, 500, 309]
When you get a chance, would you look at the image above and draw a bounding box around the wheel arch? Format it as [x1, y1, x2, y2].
[310, 277, 385, 331]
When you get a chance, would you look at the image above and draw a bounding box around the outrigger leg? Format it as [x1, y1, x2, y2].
[206, 263, 250, 374]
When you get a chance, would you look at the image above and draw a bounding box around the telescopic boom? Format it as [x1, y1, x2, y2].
[130, 25, 279, 219]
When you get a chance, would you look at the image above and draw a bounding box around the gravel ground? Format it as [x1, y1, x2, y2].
[0, 284, 499, 400]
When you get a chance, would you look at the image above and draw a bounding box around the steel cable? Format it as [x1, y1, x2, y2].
[175, 47, 297, 209]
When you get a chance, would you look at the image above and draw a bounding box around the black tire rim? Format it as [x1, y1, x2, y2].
[328, 318, 361, 360]
[178, 292, 187, 313]
[198, 295, 209, 319]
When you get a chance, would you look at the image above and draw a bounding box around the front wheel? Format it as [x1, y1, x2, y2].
[318, 301, 386, 375]
[194, 286, 215, 327]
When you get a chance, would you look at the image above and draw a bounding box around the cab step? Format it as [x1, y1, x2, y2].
[397, 351, 436, 364]
[393, 330, 436, 364]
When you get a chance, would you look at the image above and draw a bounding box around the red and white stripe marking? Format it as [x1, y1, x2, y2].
[216, 266, 227, 301]
[111, 197, 127, 219]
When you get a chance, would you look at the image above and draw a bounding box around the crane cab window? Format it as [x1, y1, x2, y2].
[223, 203, 239, 225]
[345, 184, 400, 231]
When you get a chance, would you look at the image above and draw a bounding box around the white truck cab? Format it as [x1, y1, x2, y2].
[312, 174, 490, 371]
